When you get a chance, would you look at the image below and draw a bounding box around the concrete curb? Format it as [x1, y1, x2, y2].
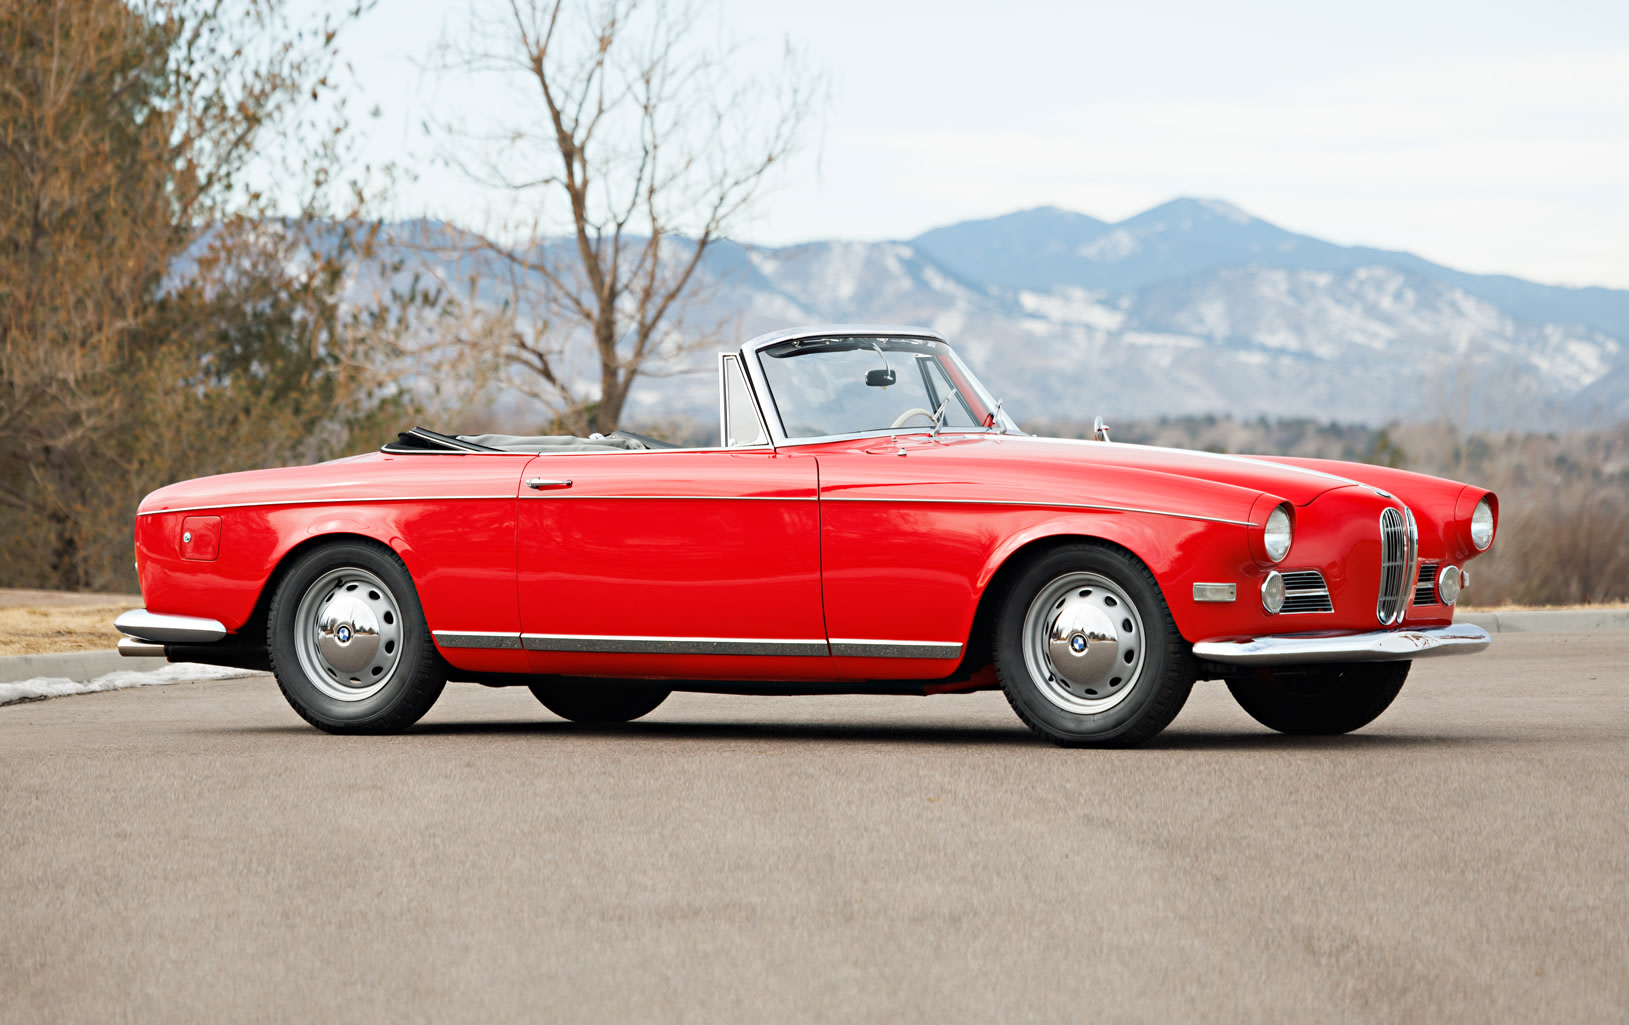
[1455, 609, 1629, 633]
[0, 650, 167, 685]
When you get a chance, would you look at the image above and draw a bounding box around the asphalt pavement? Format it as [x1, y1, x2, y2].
[2, 632, 1626, 1023]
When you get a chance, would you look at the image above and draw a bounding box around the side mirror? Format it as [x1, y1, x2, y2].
[865, 369, 896, 388]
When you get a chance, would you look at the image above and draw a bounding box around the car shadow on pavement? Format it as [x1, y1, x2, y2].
[1145, 729, 1489, 751]
[221, 720, 1498, 750]
[411, 719, 1040, 746]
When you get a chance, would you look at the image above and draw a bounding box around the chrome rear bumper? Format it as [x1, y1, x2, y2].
[1193, 623, 1491, 666]
[114, 609, 227, 645]
[117, 637, 167, 658]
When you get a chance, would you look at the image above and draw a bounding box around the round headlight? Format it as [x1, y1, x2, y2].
[1263, 504, 1292, 563]
[1437, 564, 1462, 605]
[1470, 496, 1494, 550]
[1261, 570, 1286, 614]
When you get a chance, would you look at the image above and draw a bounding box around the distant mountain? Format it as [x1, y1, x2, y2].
[912, 199, 1629, 342]
[369, 202, 1629, 430]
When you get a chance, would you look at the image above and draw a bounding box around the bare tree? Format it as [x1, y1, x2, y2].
[435, 0, 817, 434]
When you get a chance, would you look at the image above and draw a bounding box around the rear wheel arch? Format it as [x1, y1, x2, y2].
[266, 536, 446, 733]
[265, 531, 412, 608]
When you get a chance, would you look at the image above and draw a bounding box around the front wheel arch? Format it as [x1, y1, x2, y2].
[991, 541, 1197, 746]
[957, 533, 1172, 681]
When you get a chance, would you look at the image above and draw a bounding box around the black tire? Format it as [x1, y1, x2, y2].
[267, 540, 446, 734]
[994, 543, 1195, 747]
[1226, 661, 1410, 735]
[529, 681, 670, 723]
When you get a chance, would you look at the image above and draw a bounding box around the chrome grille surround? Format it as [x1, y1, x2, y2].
[1377, 507, 1419, 625]
[1278, 570, 1334, 614]
[1414, 561, 1441, 606]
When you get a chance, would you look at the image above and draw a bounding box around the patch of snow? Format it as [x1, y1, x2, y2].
[1077, 229, 1141, 263]
[1018, 288, 1127, 330]
[0, 664, 264, 707]
[931, 308, 967, 337]
[1119, 331, 1206, 350]
[1195, 198, 1254, 224]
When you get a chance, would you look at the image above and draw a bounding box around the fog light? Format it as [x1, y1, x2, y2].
[1261, 571, 1286, 614]
[1437, 564, 1462, 605]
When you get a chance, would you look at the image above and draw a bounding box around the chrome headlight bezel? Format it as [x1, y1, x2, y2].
[1469, 496, 1495, 551]
[1437, 563, 1463, 605]
[1263, 503, 1293, 563]
[1261, 570, 1286, 614]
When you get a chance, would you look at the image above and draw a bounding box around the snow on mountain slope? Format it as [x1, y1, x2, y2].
[687, 235, 1625, 428]
[365, 204, 1629, 430]
[913, 200, 1629, 342]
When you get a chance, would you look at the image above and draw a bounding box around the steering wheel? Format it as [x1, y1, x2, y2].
[890, 407, 936, 429]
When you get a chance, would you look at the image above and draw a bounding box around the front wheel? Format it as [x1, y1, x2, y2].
[529, 681, 670, 723]
[267, 541, 446, 734]
[1227, 661, 1410, 735]
[994, 544, 1195, 747]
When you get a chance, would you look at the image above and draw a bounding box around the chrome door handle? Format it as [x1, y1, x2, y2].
[525, 478, 572, 490]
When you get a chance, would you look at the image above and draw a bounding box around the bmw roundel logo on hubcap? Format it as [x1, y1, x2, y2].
[336, 625, 352, 644]
[1070, 633, 1088, 653]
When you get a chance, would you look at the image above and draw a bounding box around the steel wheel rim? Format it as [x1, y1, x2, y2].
[1021, 571, 1147, 714]
[292, 567, 404, 702]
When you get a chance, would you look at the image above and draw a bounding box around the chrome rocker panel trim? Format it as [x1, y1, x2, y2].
[829, 639, 962, 659]
[115, 609, 227, 644]
[433, 631, 963, 659]
[1192, 623, 1491, 666]
[522, 634, 829, 657]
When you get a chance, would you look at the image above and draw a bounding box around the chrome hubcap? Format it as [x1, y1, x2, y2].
[1023, 572, 1146, 714]
[293, 568, 403, 702]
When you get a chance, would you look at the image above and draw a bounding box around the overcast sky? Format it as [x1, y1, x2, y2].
[321, 0, 1629, 289]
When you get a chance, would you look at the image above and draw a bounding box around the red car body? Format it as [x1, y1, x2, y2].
[128, 400, 1494, 674]
[118, 325, 1497, 740]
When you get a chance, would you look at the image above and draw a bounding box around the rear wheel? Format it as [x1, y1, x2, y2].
[994, 544, 1195, 747]
[1226, 661, 1410, 735]
[529, 681, 670, 723]
[267, 541, 445, 734]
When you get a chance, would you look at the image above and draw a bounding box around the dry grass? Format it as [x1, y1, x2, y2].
[0, 604, 139, 656]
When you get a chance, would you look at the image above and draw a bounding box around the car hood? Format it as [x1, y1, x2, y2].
[979, 436, 1361, 506]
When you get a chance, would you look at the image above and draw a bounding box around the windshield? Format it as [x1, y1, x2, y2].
[757, 336, 999, 439]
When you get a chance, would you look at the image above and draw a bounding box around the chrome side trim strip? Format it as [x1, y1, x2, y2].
[823, 495, 1253, 527]
[145, 494, 1231, 521]
[519, 494, 816, 501]
[522, 634, 830, 657]
[434, 631, 525, 650]
[1193, 623, 1491, 666]
[829, 639, 963, 659]
[138, 495, 515, 516]
[375, 448, 535, 457]
[114, 609, 227, 644]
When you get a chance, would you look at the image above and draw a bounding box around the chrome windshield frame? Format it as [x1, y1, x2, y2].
[738, 324, 1014, 448]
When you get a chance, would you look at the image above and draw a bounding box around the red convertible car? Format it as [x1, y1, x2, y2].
[117, 325, 1498, 746]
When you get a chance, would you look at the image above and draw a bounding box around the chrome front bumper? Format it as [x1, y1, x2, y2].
[115, 609, 227, 647]
[1192, 623, 1491, 666]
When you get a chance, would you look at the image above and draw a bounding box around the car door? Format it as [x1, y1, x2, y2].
[516, 447, 832, 681]
[814, 436, 998, 681]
